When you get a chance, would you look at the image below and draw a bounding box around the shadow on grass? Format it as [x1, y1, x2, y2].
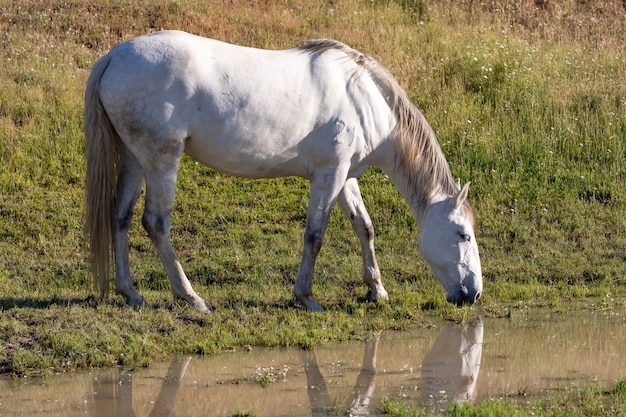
[0, 295, 97, 310]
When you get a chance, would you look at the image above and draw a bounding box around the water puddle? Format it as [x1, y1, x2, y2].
[1, 306, 625, 416]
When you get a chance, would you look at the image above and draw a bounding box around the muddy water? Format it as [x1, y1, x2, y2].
[1, 307, 625, 416]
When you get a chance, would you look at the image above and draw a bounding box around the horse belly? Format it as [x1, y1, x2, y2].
[183, 134, 307, 179]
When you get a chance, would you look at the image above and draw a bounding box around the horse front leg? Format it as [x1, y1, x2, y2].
[294, 169, 347, 312]
[143, 169, 212, 313]
[337, 178, 388, 303]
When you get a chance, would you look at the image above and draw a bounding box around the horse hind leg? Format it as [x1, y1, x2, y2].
[337, 178, 388, 303]
[142, 166, 211, 312]
[113, 150, 146, 307]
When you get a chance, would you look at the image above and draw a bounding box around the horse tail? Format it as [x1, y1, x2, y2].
[84, 54, 118, 300]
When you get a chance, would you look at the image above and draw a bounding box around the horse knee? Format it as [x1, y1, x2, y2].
[116, 203, 135, 232]
[142, 209, 169, 239]
[304, 228, 324, 254]
[363, 221, 375, 241]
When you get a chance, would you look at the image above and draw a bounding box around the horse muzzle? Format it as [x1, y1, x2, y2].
[447, 286, 482, 306]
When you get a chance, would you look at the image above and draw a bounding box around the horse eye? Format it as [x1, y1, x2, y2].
[459, 233, 471, 242]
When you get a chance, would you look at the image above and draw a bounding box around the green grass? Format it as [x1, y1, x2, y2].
[382, 377, 626, 417]
[0, 0, 625, 405]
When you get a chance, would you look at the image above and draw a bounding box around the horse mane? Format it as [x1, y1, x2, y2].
[299, 40, 471, 220]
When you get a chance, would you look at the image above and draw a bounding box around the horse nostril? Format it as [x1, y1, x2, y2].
[474, 291, 482, 303]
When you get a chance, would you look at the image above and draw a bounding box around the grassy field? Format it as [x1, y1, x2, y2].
[1, 0, 625, 414]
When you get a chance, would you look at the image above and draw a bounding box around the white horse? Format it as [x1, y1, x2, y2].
[84, 30, 482, 312]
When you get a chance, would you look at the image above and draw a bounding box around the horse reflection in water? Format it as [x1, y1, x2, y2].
[89, 323, 482, 415]
[93, 356, 191, 417]
[421, 321, 484, 405]
[303, 320, 483, 415]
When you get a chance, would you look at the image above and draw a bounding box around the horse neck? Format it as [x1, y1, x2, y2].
[376, 126, 456, 226]
[381, 159, 434, 225]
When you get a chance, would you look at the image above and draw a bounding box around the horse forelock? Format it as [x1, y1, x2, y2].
[299, 40, 465, 219]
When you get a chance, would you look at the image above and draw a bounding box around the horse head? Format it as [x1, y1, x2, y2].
[418, 182, 483, 306]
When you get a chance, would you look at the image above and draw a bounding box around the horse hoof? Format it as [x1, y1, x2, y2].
[295, 295, 324, 312]
[126, 294, 147, 309]
[306, 302, 324, 312]
[365, 288, 389, 303]
[189, 297, 213, 313]
[196, 301, 213, 313]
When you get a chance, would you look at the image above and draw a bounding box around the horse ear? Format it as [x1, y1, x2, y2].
[454, 182, 470, 209]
